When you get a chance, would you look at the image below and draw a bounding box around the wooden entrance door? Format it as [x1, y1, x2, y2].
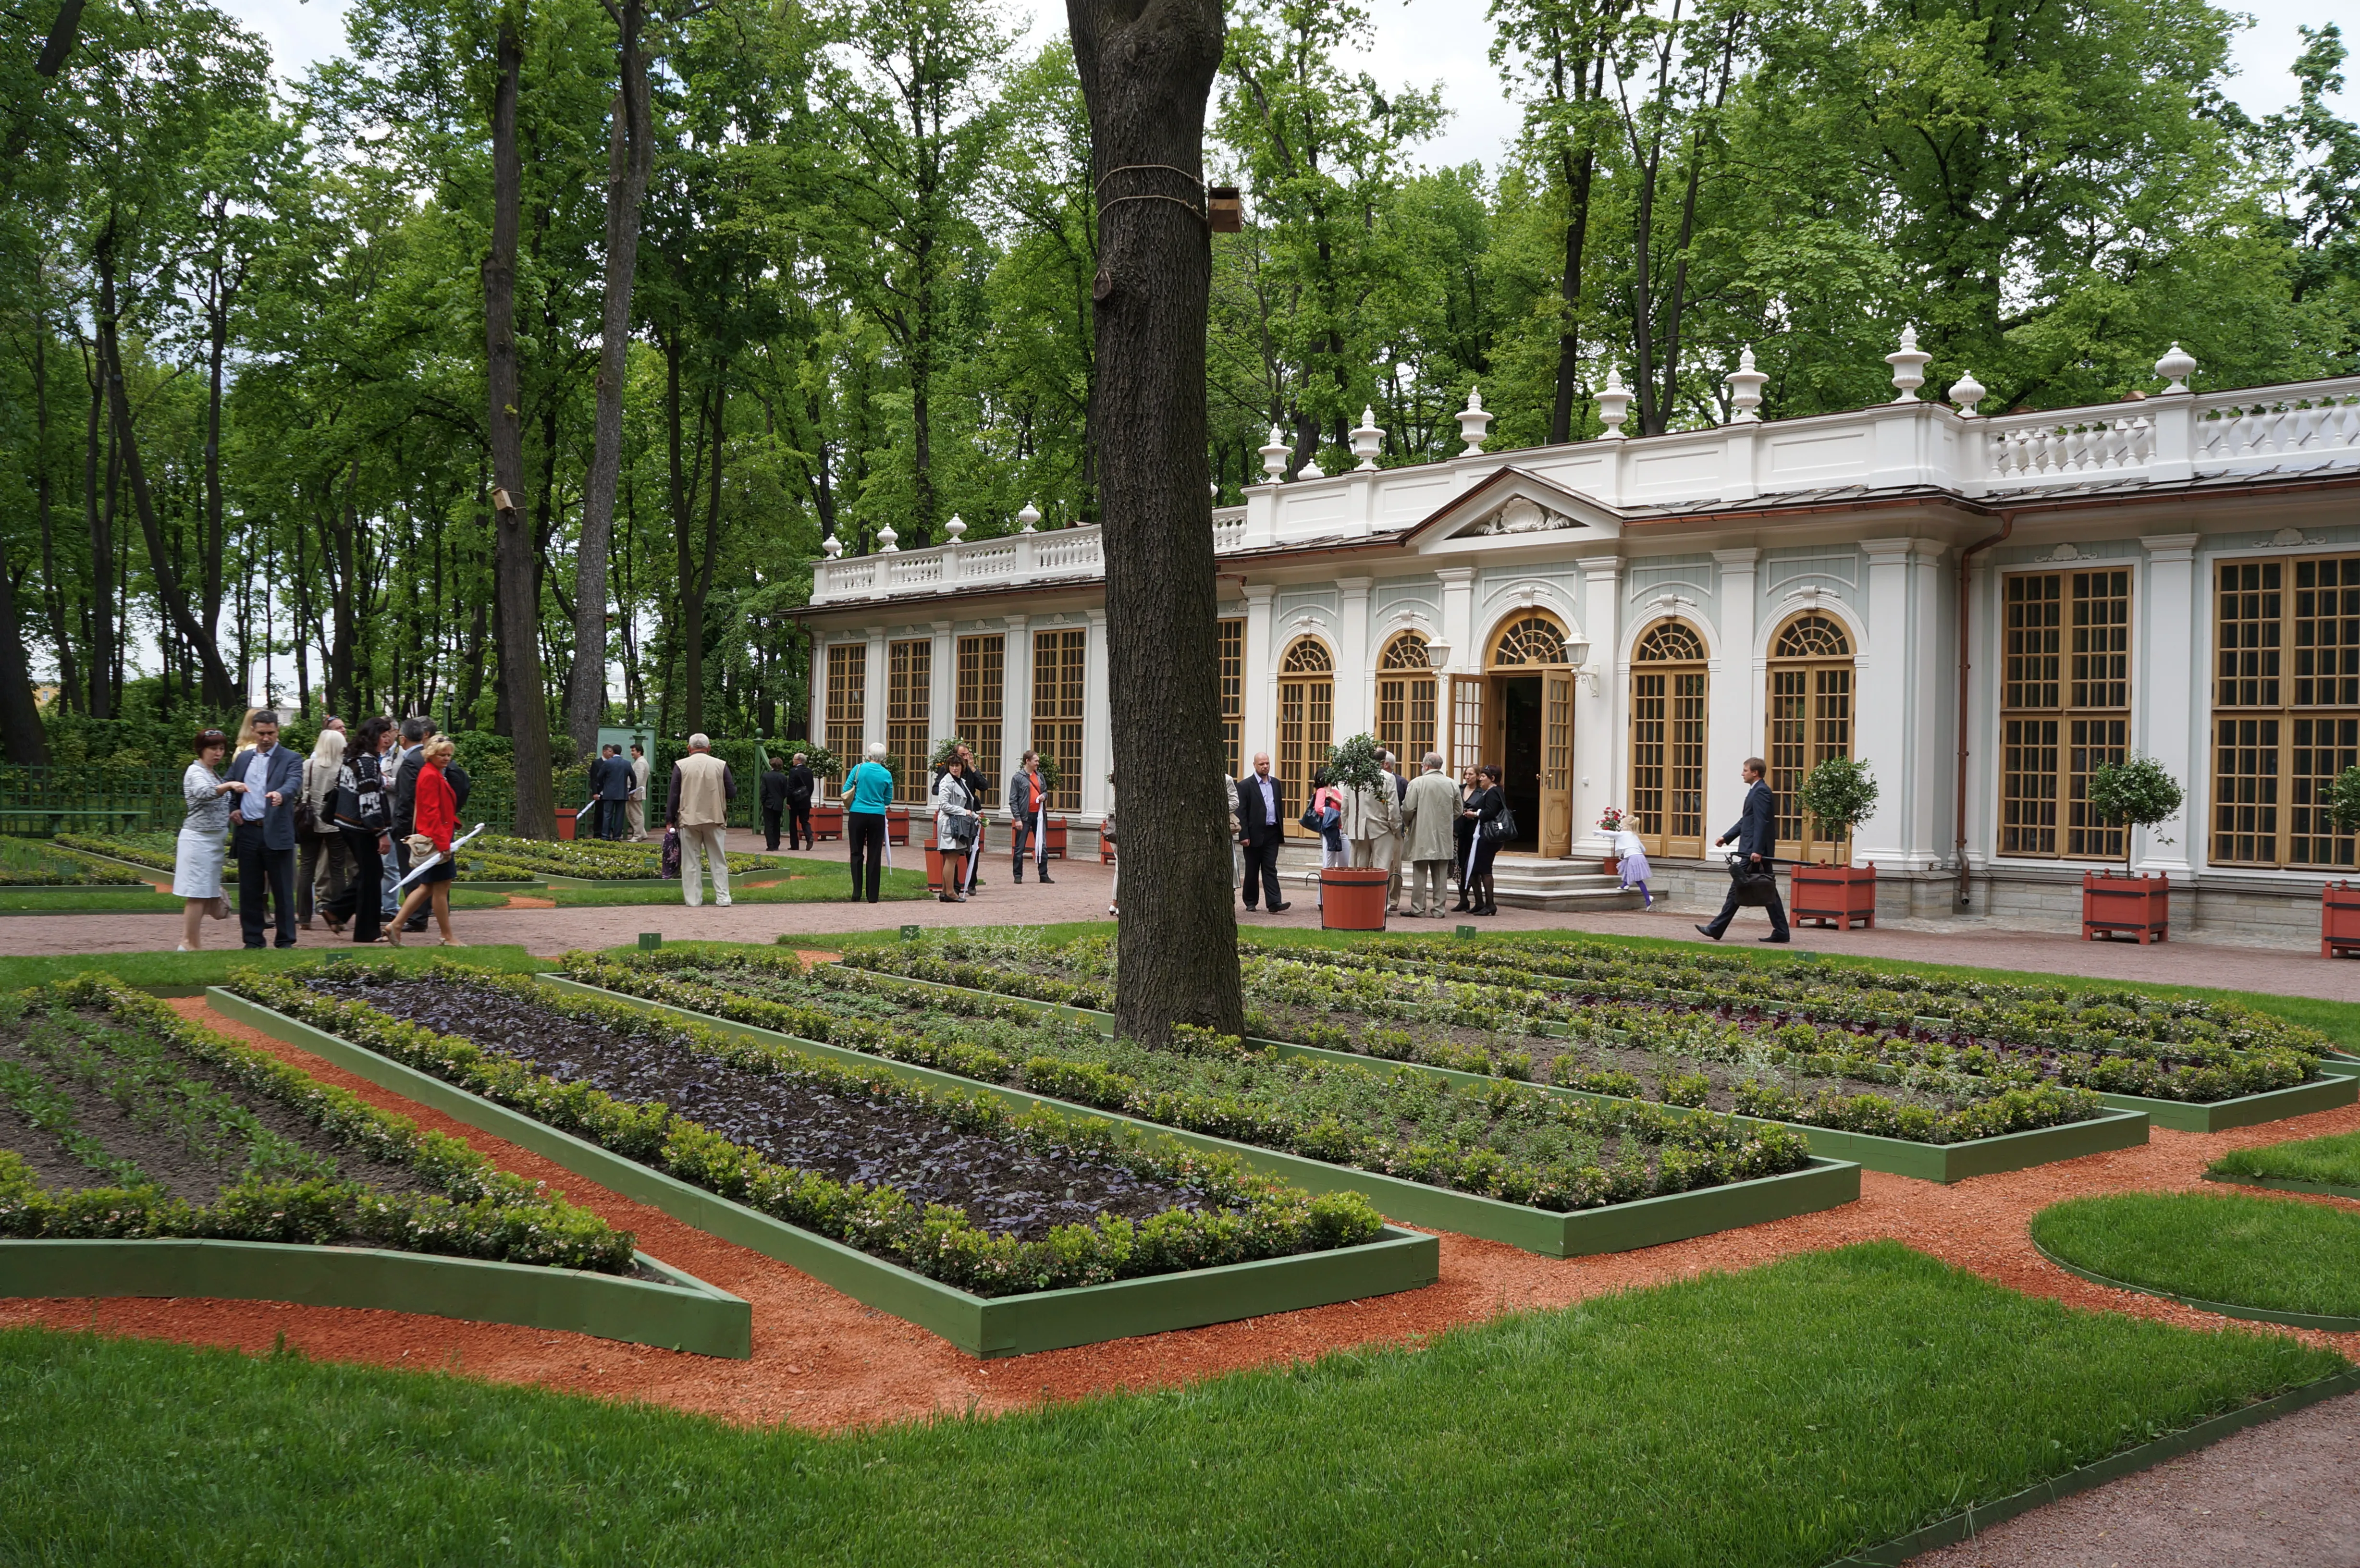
[1449, 674, 1486, 779]
[1540, 671, 1573, 857]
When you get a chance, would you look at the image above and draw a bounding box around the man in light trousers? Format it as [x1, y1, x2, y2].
[1400, 751, 1461, 917]
[1341, 756, 1403, 891]
[668, 733, 738, 907]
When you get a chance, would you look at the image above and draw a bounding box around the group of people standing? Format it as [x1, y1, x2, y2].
[173, 710, 469, 951]
[1230, 751, 1509, 917]
[585, 743, 651, 840]
[825, 743, 1074, 907]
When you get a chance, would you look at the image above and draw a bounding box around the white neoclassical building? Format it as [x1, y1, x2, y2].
[800, 339, 2360, 939]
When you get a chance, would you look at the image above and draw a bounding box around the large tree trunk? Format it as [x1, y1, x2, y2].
[1068, 0, 1241, 1044]
[81, 341, 110, 720]
[33, 304, 76, 718]
[565, 0, 654, 760]
[96, 228, 239, 707]
[484, 20, 557, 835]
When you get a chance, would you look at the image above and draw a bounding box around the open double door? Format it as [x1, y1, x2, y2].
[1447, 671, 1574, 858]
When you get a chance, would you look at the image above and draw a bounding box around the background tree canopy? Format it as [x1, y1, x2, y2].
[2, 0, 2353, 775]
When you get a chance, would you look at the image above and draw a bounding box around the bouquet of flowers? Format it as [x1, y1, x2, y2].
[1598, 806, 1627, 833]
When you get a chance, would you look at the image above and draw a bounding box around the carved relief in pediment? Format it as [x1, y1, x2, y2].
[1468, 496, 1580, 537]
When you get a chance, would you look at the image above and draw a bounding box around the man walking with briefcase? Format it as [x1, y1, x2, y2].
[1697, 756, 1791, 943]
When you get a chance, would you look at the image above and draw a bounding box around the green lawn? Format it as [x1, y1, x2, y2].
[544, 868, 931, 907]
[2032, 1192, 2360, 1318]
[2212, 1130, 2360, 1192]
[0, 1244, 2340, 1568]
[0, 944, 554, 993]
[780, 919, 2360, 1050]
[0, 888, 186, 914]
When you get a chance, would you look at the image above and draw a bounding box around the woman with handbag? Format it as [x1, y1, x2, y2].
[329, 716, 393, 945]
[172, 729, 246, 951]
[929, 754, 980, 904]
[1308, 769, 1346, 910]
[1460, 764, 1508, 916]
[297, 727, 349, 932]
[388, 736, 461, 946]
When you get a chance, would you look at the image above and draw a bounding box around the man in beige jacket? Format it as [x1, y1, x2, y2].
[667, 734, 738, 907]
[1400, 751, 1462, 917]
[1341, 760, 1403, 888]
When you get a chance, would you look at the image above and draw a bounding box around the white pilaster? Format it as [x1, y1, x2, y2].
[1435, 567, 1477, 673]
[862, 626, 888, 754]
[928, 619, 955, 753]
[1002, 613, 1031, 779]
[1337, 576, 1374, 737]
[1572, 554, 1623, 858]
[1854, 540, 1915, 869]
[1906, 540, 1952, 867]
[2138, 534, 2202, 873]
[1083, 608, 1110, 815]
[808, 638, 828, 747]
[1710, 549, 1760, 839]
[1241, 584, 1276, 773]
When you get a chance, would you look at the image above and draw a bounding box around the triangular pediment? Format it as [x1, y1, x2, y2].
[1404, 466, 1624, 550]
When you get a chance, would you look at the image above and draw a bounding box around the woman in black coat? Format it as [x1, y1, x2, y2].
[1458, 765, 1506, 916]
[785, 753, 816, 850]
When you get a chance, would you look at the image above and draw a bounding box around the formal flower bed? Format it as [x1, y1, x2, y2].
[60, 828, 525, 883]
[832, 931, 2315, 1133]
[230, 964, 1382, 1296]
[558, 950, 1820, 1208]
[468, 834, 769, 881]
[0, 835, 150, 886]
[0, 976, 633, 1272]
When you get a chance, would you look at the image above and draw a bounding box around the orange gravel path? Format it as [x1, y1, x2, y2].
[4, 996, 2358, 1433]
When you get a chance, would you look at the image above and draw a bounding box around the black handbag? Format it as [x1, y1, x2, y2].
[1480, 805, 1518, 843]
[1731, 857, 1778, 906]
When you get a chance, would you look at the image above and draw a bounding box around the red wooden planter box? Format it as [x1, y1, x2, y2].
[2083, 869, 2169, 944]
[887, 806, 911, 847]
[1790, 862, 1876, 930]
[1320, 867, 1390, 931]
[810, 803, 844, 841]
[554, 807, 579, 842]
[1043, 815, 1069, 859]
[2323, 882, 2360, 959]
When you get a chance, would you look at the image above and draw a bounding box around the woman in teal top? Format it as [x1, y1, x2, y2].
[843, 742, 895, 901]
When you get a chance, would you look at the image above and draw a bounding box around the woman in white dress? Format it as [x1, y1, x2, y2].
[174, 728, 245, 951]
[929, 755, 980, 904]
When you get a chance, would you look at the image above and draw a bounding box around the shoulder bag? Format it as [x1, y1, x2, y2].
[1480, 802, 1519, 843]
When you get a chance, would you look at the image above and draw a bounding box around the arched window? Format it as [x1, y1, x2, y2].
[1492, 613, 1571, 667]
[1278, 637, 1333, 835]
[1376, 632, 1435, 768]
[1766, 613, 1855, 861]
[1630, 620, 1708, 857]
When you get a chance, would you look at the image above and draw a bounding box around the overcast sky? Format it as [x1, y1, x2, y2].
[224, 0, 2351, 171]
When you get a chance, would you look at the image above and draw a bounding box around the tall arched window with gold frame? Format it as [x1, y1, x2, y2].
[1630, 620, 1708, 858]
[1376, 632, 1435, 768]
[1277, 637, 1334, 836]
[1765, 613, 1855, 862]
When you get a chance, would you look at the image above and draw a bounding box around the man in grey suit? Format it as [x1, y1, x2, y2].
[231, 710, 306, 949]
[1697, 755, 1790, 943]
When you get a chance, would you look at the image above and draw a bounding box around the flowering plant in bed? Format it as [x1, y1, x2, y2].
[0, 976, 633, 1270]
[231, 963, 1384, 1295]
[559, 949, 1822, 1212]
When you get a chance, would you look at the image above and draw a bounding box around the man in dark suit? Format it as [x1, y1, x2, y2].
[1697, 755, 1790, 943]
[1234, 750, 1291, 913]
[594, 743, 631, 839]
[231, 710, 305, 949]
[758, 755, 789, 850]
[785, 752, 815, 849]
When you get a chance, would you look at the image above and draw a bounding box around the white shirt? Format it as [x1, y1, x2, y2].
[240, 745, 276, 821]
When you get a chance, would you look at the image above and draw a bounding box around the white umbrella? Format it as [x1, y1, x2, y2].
[394, 822, 489, 893]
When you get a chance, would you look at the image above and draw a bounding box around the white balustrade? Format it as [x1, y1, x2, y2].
[806, 370, 2360, 609]
[2194, 382, 2360, 462]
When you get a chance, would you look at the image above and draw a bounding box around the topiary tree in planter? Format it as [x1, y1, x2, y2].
[799, 743, 844, 783]
[1323, 732, 1388, 795]
[1318, 734, 1391, 931]
[2085, 755, 2185, 857]
[1796, 756, 1879, 861]
[2330, 765, 2360, 836]
[2081, 755, 2184, 944]
[1790, 757, 1881, 930]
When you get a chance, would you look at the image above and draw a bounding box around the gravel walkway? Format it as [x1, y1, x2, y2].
[12, 843, 2360, 1003]
[1908, 1390, 2360, 1566]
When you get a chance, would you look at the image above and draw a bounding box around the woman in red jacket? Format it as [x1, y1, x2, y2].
[389, 736, 461, 946]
